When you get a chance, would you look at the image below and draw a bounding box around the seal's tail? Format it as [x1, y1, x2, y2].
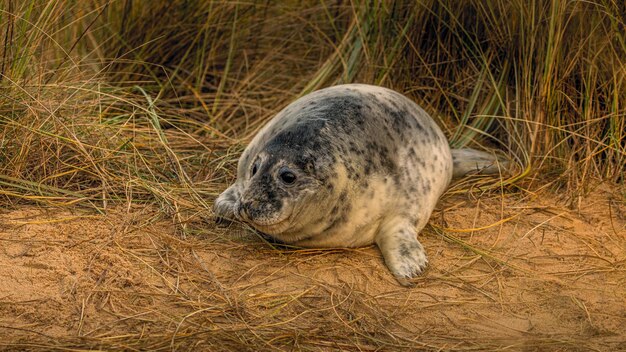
[451, 148, 508, 178]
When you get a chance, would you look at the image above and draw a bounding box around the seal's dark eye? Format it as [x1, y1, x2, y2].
[251, 163, 258, 176]
[279, 170, 297, 184]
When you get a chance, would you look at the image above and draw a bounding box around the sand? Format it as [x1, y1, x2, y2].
[0, 184, 624, 351]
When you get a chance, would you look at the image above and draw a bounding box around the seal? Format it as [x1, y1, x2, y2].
[214, 84, 505, 286]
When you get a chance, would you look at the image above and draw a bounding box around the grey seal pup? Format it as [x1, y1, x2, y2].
[214, 84, 504, 286]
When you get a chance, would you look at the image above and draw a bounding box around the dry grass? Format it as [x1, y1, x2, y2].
[1, 0, 624, 209]
[0, 0, 625, 350]
[0, 187, 624, 351]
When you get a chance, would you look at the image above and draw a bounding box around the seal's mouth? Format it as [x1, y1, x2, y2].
[236, 204, 294, 235]
[249, 218, 291, 235]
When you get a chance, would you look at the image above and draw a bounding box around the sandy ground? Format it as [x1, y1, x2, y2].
[0, 183, 624, 351]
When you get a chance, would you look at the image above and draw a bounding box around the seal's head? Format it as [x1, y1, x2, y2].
[212, 107, 348, 242]
[235, 148, 327, 235]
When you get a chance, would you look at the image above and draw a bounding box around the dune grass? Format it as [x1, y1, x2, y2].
[1, 0, 624, 214]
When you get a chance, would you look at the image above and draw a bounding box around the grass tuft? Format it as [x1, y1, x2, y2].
[2, 0, 624, 214]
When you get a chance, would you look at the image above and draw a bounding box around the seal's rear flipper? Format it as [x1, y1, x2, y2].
[451, 148, 508, 178]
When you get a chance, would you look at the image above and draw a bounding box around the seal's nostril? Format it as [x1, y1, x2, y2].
[239, 200, 259, 221]
[242, 200, 259, 212]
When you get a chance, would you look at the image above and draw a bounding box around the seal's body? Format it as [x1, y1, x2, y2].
[214, 84, 503, 286]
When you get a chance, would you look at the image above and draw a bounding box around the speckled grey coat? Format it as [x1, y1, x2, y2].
[214, 84, 502, 286]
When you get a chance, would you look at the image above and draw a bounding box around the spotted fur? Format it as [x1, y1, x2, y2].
[214, 84, 503, 286]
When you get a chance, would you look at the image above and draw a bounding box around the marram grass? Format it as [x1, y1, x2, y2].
[0, 0, 624, 209]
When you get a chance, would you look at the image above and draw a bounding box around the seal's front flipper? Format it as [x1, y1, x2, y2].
[213, 184, 240, 227]
[376, 220, 428, 287]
